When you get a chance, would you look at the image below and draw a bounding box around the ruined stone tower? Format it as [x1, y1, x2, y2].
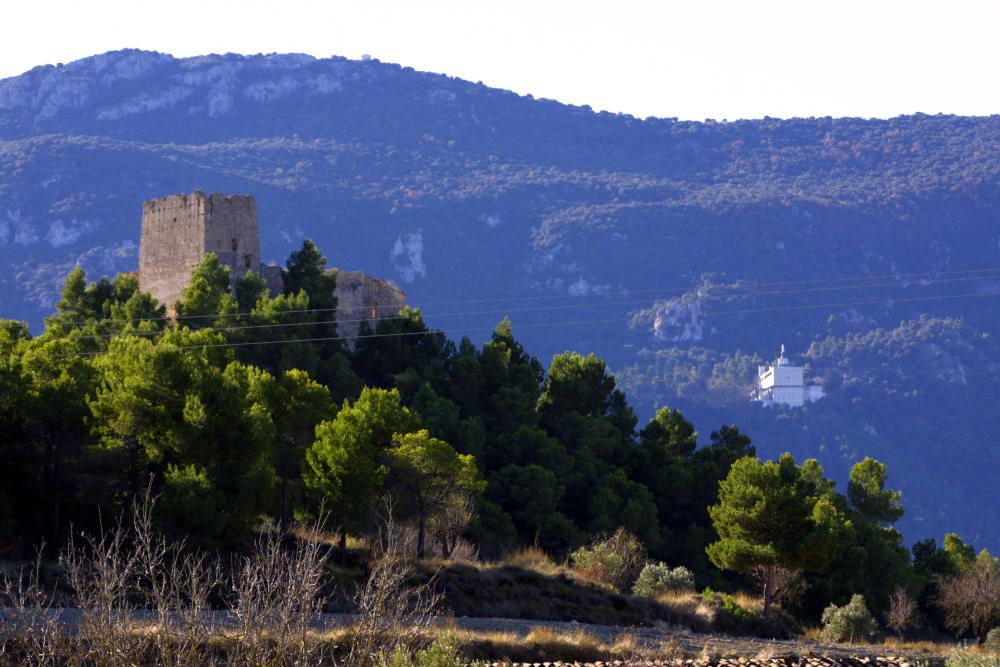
[139, 191, 260, 309]
[137, 191, 407, 342]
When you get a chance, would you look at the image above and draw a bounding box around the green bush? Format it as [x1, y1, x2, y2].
[721, 594, 751, 621]
[570, 527, 646, 592]
[381, 634, 464, 667]
[701, 588, 754, 632]
[699, 589, 797, 639]
[985, 628, 1000, 654]
[632, 562, 695, 598]
[820, 594, 879, 644]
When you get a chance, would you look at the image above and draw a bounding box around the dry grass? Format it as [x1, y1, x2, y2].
[752, 644, 781, 661]
[801, 626, 953, 657]
[662, 589, 766, 623]
[659, 589, 723, 627]
[699, 641, 722, 662]
[525, 626, 603, 655]
[658, 590, 703, 614]
[881, 636, 956, 656]
[608, 631, 689, 662]
[422, 626, 602, 663]
[608, 631, 640, 655]
[412, 544, 710, 631]
[732, 590, 765, 614]
[418, 559, 710, 630]
[500, 545, 563, 575]
[439, 624, 692, 663]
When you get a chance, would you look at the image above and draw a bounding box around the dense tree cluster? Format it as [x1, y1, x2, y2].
[0, 239, 996, 638]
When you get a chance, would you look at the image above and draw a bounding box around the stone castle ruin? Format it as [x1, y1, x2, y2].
[138, 191, 405, 339]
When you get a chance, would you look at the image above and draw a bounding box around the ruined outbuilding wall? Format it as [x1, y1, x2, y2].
[335, 270, 407, 342]
[259, 264, 285, 298]
[138, 191, 258, 309]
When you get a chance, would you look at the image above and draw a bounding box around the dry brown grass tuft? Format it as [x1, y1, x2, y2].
[445, 625, 694, 664]
[509, 626, 604, 662]
[658, 589, 702, 614]
[753, 644, 780, 661]
[610, 631, 652, 662]
[699, 641, 722, 662]
[732, 590, 765, 614]
[881, 636, 953, 655]
[441, 625, 610, 663]
[501, 545, 561, 575]
[526, 626, 602, 650]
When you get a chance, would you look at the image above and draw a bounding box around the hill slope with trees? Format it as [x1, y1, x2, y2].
[4, 241, 997, 641]
[1, 50, 999, 549]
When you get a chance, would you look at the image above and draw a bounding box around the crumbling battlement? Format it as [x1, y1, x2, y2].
[137, 191, 405, 340]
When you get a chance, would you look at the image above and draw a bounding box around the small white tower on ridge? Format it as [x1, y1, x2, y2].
[752, 345, 825, 408]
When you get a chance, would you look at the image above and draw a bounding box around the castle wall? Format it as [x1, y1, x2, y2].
[334, 270, 407, 344]
[139, 192, 209, 310]
[260, 264, 285, 298]
[200, 192, 260, 283]
[138, 191, 258, 309]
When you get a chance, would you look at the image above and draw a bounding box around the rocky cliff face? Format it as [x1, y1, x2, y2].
[0, 50, 340, 128]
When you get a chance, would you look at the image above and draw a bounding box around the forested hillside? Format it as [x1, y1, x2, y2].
[1, 50, 999, 549]
[4, 242, 993, 636]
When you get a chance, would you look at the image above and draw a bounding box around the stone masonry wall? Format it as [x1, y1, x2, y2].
[138, 191, 258, 309]
[335, 270, 407, 342]
[138, 192, 209, 310]
[200, 192, 260, 283]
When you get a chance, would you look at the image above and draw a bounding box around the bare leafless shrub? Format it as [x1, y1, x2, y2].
[394, 523, 422, 558]
[228, 519, 332, 665]
[347, 500, 443, 667]
[885, 584, 920, 638]
[131, 491, 222, 667]
[1, 547, 70, 665]
[5, 493, 337, 665]
[60, 515, 149, 665]
[428, 497, 474, 560]
[752, 565, 807, 611]
[443, 536, 478, 563]
[935, 556, 1000, 643]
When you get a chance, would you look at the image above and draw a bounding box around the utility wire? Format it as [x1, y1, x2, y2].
[49, 289, 1000, 358]
[6, 265, 1000, 332]
[43, 270, 1000, 342]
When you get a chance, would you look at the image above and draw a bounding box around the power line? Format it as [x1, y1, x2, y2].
[8, 265, 1000, 334]
[699, 289, 1000, 318]
[50, 289, 1000, 358]
[52, 270, 998, 343]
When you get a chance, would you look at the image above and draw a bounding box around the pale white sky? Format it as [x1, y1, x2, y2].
[2, 0, 998, 121]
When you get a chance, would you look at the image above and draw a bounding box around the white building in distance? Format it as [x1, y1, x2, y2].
[752, 345, 825, 408]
